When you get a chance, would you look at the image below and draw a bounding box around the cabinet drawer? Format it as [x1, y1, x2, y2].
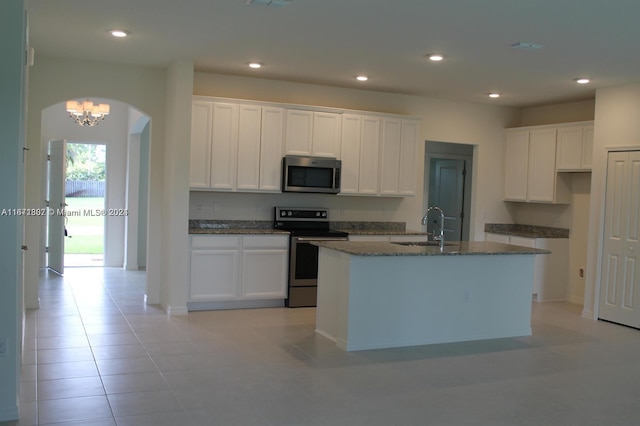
[191, 235, 241, 249]
[242, 235, 289, 249]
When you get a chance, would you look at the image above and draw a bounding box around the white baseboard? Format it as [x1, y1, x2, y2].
[187, 299, 285, 311]
[582, 309, 595, 319]
[24, 297, 40, 309]
[166, 305, 188, 315]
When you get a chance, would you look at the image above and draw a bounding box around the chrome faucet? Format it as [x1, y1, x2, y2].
[421, 206, 445, 251]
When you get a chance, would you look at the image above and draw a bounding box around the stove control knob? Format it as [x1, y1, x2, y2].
[287, 211, 292, 216]
[321, 212, 327, 217]
[280, 211, 286, 217]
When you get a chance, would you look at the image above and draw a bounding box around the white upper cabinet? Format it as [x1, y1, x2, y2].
[190, 96, 419, 197]
[190, 98, 284, 192]
[379, 118, 402, 195]
[504, 126, 570, 204]
[190, 101, 214, 188]
[339, 114, 363, 195]
[284, 109, 342, 158]
[398, 120, 419, 196]
[210, 102, 239, 190]
[284, 109, 313, 156]
[358, 116, 382, 195]
[527, 129, 559, 202]
[236, 104, 262, 191]
[311, 112, 342, 158]
[556, 123, 594, 171]
[504, 130, 529, 201]
[259, 107, 285, 191]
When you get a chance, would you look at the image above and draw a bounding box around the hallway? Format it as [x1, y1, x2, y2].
[6, 268, 640, 425]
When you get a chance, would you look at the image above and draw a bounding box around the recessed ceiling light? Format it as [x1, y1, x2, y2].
[248, 62, 263, 69]
[356, 75, 368, 82]
[488, 93, 501, 98]
[428, 54, 444, 62]
[110, 30, 129, 38]
[575, 78, 590, 84]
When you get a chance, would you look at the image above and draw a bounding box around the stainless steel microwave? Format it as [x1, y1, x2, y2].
[282, 155, 341, 194]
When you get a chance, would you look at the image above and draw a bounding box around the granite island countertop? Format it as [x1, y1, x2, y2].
[312, 240, 550, 256]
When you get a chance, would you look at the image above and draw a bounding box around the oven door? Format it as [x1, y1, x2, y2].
[288, 236, 347, 307]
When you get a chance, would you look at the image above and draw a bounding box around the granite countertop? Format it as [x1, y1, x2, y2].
[189, 220, 289, 235]
[312, 240, 550, 257]
[484, 223, 569, 239]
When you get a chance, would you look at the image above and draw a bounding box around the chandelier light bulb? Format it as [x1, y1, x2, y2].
[66, 100, 110, 127]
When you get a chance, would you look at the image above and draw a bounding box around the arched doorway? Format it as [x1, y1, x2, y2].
[41, 99, 150, 273]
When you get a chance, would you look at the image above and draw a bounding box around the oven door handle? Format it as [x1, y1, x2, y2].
[293, 237, 348, 242]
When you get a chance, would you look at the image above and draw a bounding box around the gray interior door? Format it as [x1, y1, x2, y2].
[428, 158, 466, 241]
[47, 139, 66, 274]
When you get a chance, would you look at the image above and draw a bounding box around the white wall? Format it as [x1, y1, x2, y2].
[584, 82, 640, 319]
[0, 0, 25, 420]
[192, 73, 520, 240]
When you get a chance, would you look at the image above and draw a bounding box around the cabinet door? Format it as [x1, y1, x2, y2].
[581, 126, 594, 170]
[398, 120, 419, 196]
[190, 249, 240, 301]
[210, 103, 239, 190]
[312, 112, 341, 158]
[556, 127, 584, 171]
[358, 116, 381, 195]
[259, 107, 285, 191]
[527, 129, 557, 202]
[285, 109, 313, 155]
[504, 131, 529, 201]
[242, 249, 288, 299]
[339, 114, 362, 194]
[236, 105, 262, 191]
[379, 118, 402, 195]
[190, 101, 213, 188]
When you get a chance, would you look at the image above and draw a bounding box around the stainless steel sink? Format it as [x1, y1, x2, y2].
[392, 241, 459, 247]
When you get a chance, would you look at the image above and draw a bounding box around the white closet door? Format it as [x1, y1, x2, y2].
[599, 151, 640, 327]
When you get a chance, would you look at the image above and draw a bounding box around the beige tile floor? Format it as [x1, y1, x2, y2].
[3, 267, 640, 425]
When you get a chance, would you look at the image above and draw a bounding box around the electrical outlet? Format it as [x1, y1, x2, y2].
[196, 203, 203, 213]
[0, 338, 8, 357]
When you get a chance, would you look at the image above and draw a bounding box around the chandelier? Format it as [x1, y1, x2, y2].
[65, 100, 110, 127]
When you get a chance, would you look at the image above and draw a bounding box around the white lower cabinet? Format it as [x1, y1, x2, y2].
[189, 235, 288, 309]
[485, 233, 568, 302]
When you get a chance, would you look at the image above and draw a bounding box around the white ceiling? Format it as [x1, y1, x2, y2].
[26, 0, 640, 107]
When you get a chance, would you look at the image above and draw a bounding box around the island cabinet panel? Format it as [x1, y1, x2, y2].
[485, 233, 568, 302]
[188, 235, 288, 310]
[316, 247, 535, 351]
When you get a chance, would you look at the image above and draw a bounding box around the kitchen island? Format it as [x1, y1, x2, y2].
[313, 241, 549, 351]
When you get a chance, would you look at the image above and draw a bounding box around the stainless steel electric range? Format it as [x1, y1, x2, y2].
[274, 207, 348, 307]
